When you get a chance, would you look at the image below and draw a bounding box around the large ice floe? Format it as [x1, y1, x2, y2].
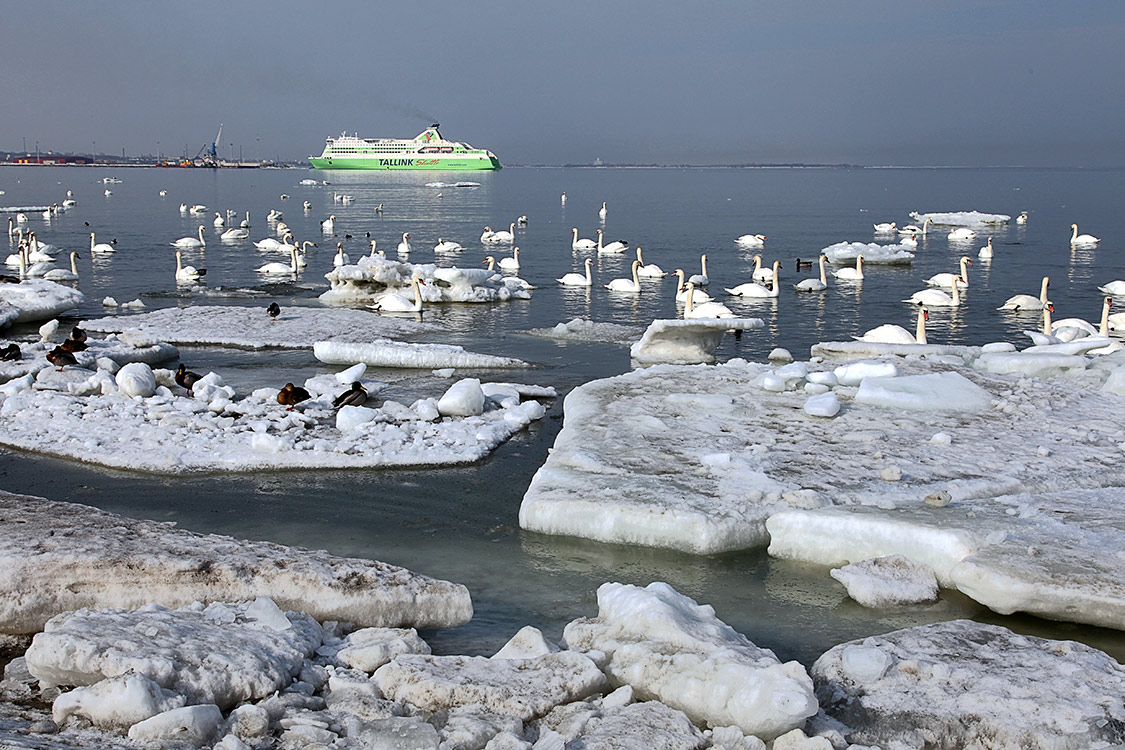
[314, 340, 527, 369]
[0, 348, 551, 472]
[0, 329, 178, 384]
[629, 318, 765, 365]
[909, 210, 1011, 226]
[812, 620, 1125, 749]
[520, 347, 1125, 629]
[0, 279, 85, 326]
[822, 241, 914, 265]
[0, 491, 472, 634]
[525, 318, 643, 345]
[321, 254, 531, 304]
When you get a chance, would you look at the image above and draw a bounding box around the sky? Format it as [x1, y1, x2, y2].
[2, 1, 1123, 167]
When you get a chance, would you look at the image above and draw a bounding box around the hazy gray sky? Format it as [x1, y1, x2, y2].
[3, 1, 1123, 166]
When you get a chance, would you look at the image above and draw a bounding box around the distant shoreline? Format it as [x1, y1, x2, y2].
[0, 161, 1120, 171]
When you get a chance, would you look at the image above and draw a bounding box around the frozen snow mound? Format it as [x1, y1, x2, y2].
[525, 318, 642, 345]
[909, 210, 1011, 226]
[629, 318, 764, 365]
[314, 340, 527, 369]
[0, 491, 473, 634]
[0, 279, 85, 324]
[810, 340, 977, 361]
[829, 554, 939, 607]
[322, 254, 530, 304]
[562, 582, 817, 740]
[812, 620, 1125, 749]
[82, 305, 436, 349]
[822, 241, 914, 265]
[0, 331, 178, 384]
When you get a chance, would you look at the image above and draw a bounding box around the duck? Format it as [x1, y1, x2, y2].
[736, 234, 766, 248]
[1097, 279, 1125, 296]
[557, 258, 594, 286]
[373, 277, 425, 313]
[857, 306, 928, 344]
[46, 346, 78, 370]
[596, 229, 628, 254]
[606, 260, 642, 292]
[727, 260, 780, 298]
[221, 226, 250, 240]
[213, 212, 225, 227]
[688, 254, 710, 286]
[1016, 211, 1028, 225]
[998, 276, 1050, 311]
[832, 255, 864, 281]
[794, 258, 813, 271]
[257, 247, 301, 274]
[905, 277, 962, 307]
[873, 221, 896, 232]
[172, 226, 206, 248]
[267, 302, 281, 320]
[333, 382, 368, 408]
[572, 228, 597, 251]
[59, 337, 86, 353]
[175, 364, 203, 394]
[43, 251, 80, 281]
[333, 243, 350, 267]
[70, 327, 88, 343]
[1070, 223, 1099, 246]
[672, 269, 712, 302]
[683, 282, 736, 319]
[795, 255, 828, 292]
[924, 256, 972, 289]
[978, 237, 993, 260]
[434, 238, 464, 253]
[397, 232, 412, 254]
[635, 247, 666, 278]
[947, 227, 976, 241]
[277, 383, 312, 409]
[0, 343, 19, 361]
[175, 250, 206, 282]
[498, 247, 521, 270]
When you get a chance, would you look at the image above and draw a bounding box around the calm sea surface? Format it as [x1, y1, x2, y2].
[2, 164, 1123, 664]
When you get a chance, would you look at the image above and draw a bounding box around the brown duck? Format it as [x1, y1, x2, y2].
[277, 382, 311, 409]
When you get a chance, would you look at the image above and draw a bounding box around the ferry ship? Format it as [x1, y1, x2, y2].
[308, 124, 501, 170]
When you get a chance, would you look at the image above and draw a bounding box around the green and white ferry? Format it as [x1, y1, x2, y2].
[308, 124, 501, 170]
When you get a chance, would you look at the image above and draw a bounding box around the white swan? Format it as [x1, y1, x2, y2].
[397, 232, 412, 254]
[873, 221, 896, 232]
[488, 223, 515, 244]
[598, 201, 607, 221]
[43, 252, 80, 281]
[906, 276, 961, 307]
[596, 229, 628, 254]
[179, 203, 188, 213]
[257, 247, 300, 274]
[221, 227, 250, 240]
[303, 200, 313, 211]
[688, 254, 710, 286]
[434, 238, 463, 253]
[1070, 223, 1099, 246]
[172, 226, 206, 248]
[726, 261, 780, 298]
[857, 306, 928, 344]
[373, 277, 425, 313]
[925, 256, 972, 289]
[684, 282, 735, 319]
[832, 255, 864, 280]
[736, 234, 766, 248]
[255, 236, 288, 250]
[560, 193, 567, 205]
[275, 222, 290, 237]
[1016, 211, 1028, 225]
[795, 255, 828, 292]
[978, 237, 993, 259]
[480, 226, 495, 243]
[672, 269, 712, 302]
[189, 204, 207, 215]
[1050, 298, 1107, 341]
[321, 215, 336, 232]
[947, 227, 975, 241]
[1098, 279, 1125, 296]
[750, 255, 774, 283]
[268, 209, 283, 220]
[499, 247, 521, 270]
[175, 250, 205, 282]
[240, 211, 250, 228]
[558, 258, 594, 286]
[900, 234, 918, 248]
[333, 243, 350, 267]
[606, 260, 642, 292]
[213, 212, 225, 227]
[635, 247, 665, 278]
[999, 276, 1050, 311]
[1023, 304, 1060, 346]
[572, 228, 597, 251]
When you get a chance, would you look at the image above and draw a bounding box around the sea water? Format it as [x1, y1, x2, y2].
[1, 164, 1123, 665]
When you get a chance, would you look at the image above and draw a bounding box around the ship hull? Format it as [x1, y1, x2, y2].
[308, 154, 501, 170]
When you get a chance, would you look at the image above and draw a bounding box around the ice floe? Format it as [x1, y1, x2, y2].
[829, 555, 939, 608]
[314, 340, 528, 369]
[821, 241, 914, 265]
[525, 318, 642, 345]
[629, 318, 765, 365]
[0, 491, 473, 633]
[322, 254, 531, 305]
[909, 210, 1011, 226]
[0, 279, 85, 326]
[0, 329, 178, 384]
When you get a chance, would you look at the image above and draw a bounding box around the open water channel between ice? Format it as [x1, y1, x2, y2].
[2, 164, 1124, 666]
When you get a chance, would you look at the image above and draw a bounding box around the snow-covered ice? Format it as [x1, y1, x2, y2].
[314, 340, 527, 369]
[629, 318, 764, 365]
[822, 241, 914, 265]
[322, 254, 530, 304]
[0, 491, 473, 633]
[562, 582, 817, 739]
[909, 210, 1011, 226]
[0, 329, 178, 384]
[813, 620, 1125, 748]
[829, 555, 939, 608]
[525, 318, 642, 345]
[0, 279, 85, 326]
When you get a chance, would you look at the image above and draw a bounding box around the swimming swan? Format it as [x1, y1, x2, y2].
[906, 276, 962, 307]
[498, 246, 521, 270]
[557, 258, 594, 286]
[925, 256, 972, 289]
[672, 269, 712, 302]
[606, 260, 642, 292]
[596, 229, 628, 254]
[635, 247, 665, 277]
[857, 306, 928, 344]
[832, 255, 864, 281]
[947, 227, 976, 241]
[172, 226, 206, 248]
[795, 255, 828, 292]
[684, 282, 736, 319]
[257, 247, 301, 274]
[736, 234, 766, 248]
[978, 237, 993, 259]
[998, 276, 1050, 311]
[726, 260, 780, 298]
[43, 252, 80, 281]
[688, 254, 710, 286]
[175, 250, 205, 282]
[572, 227, 597, 251]
[1070, 223, 1099, 246]
[373, 277, 425, 313]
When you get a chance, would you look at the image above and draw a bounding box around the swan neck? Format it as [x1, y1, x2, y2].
[1040, 277, 1049, 303]
[818, 255, 827, 284]
[1043, 306, 1052, 335]
[916, 308, 927, 344]
[1100, 299, 1111, 335]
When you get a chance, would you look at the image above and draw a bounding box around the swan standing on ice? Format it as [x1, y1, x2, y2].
[857, 306, 928, 344]
[635, 247, 665, 278]
[373, 277, 425, 313]
[978, 238, 993, 260]
[397, 233, 412, 255]
[999, 276, 1050, 311]
[557, 258, 594, 286]
[736, 234, 766, 248]
[172, 226, 206, 248]
[947, 227, 976, 241]
[688, 254, 710, 286]
[596, 229, 628, 254]
[906, 277, 962, 307]
[1070, 223, 1099, 246]
[44, 252, 81, 281]
[606, 260, 642, 292]
[683, 282, 736, 319]
[726, 261, 780, 298]
[925, 256, 972, 289]
[795, 255, 828, 292]
[832, 255, 864, 281]
[498, 247, 521, 270]
[333, 243, 350, 267]
[175, 251, 205, 282]
[571, 228, 596, 251]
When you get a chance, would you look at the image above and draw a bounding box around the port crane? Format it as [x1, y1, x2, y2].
[194, 123, 223, 167]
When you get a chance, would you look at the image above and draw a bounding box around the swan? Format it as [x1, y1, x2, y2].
[240, 211, 251, 228]
[434, 238, 463, 253]
[179, 203, 188, 213]
[321, 215, 336, 232]
[561, 192, 567, 205]
[333, 243, 350, 267]
[736, 234, 766, 248]
[1023, 304, 1060, 346]
[369, 239, 382, 257]
[606, 260, 642, 292]
[1097, 279, 1125, 296]
[175, 250, 205, 282]
[572, 228, 597, 251]
[596, 229, 628, 254]
[268, 209, 283, 221]
[726, 260, 780, 298]
[978, 237, 993, 259]
[999, 276, 1050, 311]
[684, 282, 736, 319]
[900, 234, 918, 248]
[488, 223, 515, 244]
[480, 226, 495, 243]
[43, 252, 80, 281]
[485, 257, 534, 290]
[517, 215, 528, 226]
[373, 277, 425, 313]
[1050, 298, 1107, 340]
[599, 201, 607, 221]
[172, 226, 206, 248]
[221, 227, 249, 240]
[255, 236, 287, 250]
[1016, 211, 1028, 225]
[795, 255, 828, 292]
[189, 204, 207, 215]
[750, 255, 774, 283]
[635, 247, 665, 278]
[857, 306, 928, 344]
[303, 200, 313, 211]
[275, 222, 290, 237]
[873, 222, 896, 232]
[257, 247, 301, 274]
[397, 232, 412, 254]
[498, 247, 521, 270]
[947, 227, 976, 241]
[1070, 223, 1099, 246]
[925, 256, 972, 289]
[213, 212, 225, 227]
[906, 276, 962, 307]
[688, 254, 710, 286]
[15, 213, 28, 223]
[672, 269, 712, 302]
[104, 189, 112, 197]
[832, 255, 864, 280]
[557, 258, 594, 286]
